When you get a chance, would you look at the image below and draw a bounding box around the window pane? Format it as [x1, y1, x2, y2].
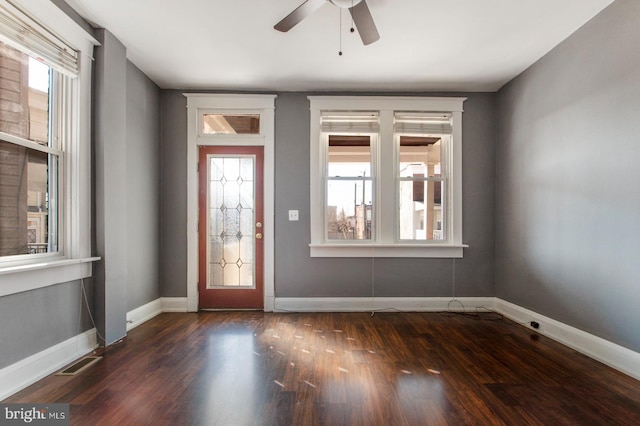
[0, 140, 57, 255]
[202, 114, 260, 134]
[328, 135, 371, 177]
[399, 179, 444, 241]
[327, 179, 372, 240]
[327, 134, 373, 240]
[398, 135, 444, 241]
[0, 41, 50, 146]
[398, 136, 440, 178]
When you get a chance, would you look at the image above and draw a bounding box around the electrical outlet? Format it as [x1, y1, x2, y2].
[288, 210, 299, 221]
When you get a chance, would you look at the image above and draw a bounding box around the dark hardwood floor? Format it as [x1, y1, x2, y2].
[4, 311, 640, 425]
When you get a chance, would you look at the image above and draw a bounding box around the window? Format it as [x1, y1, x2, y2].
[0, 42, 60, 257]
[309, 96, 466, 258]
[396, 112, 452, 242]
[202, 113, 260, 135]
[0, 0, 96, 296]
[323, 112, 378, 241]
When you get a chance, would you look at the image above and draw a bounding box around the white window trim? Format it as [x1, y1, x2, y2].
[309, 96, 467, 258]
[185, 94, 277, 312]
[0, 0, 100, 295]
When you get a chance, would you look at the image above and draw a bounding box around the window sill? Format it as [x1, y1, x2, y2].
[0, 257, 100, 297]
[309, 244, 467, 258]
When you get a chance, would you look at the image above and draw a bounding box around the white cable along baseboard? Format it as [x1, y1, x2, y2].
[273, 296, 495, 313]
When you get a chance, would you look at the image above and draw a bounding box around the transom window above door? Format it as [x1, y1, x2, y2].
[202, 113, 261, 135]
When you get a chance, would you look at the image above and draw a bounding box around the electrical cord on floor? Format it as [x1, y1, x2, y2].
[268, 304, 514, 325]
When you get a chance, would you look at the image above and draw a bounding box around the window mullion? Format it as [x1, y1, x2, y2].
[450, 111, 463, 244]
[378, 110, 394, 244]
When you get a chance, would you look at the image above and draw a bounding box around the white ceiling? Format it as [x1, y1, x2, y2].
[65, 0, 613, 92]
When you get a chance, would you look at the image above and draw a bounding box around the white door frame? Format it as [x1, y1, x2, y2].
[185, 93, 276, 312]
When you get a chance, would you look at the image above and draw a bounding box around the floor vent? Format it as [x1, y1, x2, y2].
[56, 356, 102, 376]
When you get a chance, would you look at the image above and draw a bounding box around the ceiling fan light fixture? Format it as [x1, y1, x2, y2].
[329, 0, 363, 9]
[275, 0, 379, 46]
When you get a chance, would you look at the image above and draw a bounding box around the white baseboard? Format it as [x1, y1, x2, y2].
[494, 298, 640, 381]
[161, 297, 188, 312]
[4, 296, 637, 403]
[126, 299, 162, 331]
[0, 328, 98, 401]
[274, 297, 496, 313]
[264, 295, 275, 312]
[126, 298, 188, 331]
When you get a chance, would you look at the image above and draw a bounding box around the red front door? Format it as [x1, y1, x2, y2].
[198, 146, 264, 309]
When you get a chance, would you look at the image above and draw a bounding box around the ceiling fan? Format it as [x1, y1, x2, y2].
[274, 0, 380, 46]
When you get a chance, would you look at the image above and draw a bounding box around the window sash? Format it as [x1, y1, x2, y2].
[323, 130, 376, 243]
[0, 27, 72, 262]
[397, 176, 446, 242]
[0, 139, 60, 258]
[325, 177, 374, 241]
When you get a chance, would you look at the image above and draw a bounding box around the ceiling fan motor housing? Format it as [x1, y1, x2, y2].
[329, 0, 363, 9]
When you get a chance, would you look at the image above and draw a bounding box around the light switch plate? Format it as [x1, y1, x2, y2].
[288, 210, 299, 221]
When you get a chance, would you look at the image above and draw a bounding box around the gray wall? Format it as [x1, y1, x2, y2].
[0, 35, 162, 370]
[126, 61, 161, 310]
[496, 0, 640, 352]
[159, 91, 496, 299]
[159, 90, 188, 297]
[94, 30, 162, 344]
[93, 28, 128, 345]
[275, 92, 496, 298]
[0, 280, 94, 369]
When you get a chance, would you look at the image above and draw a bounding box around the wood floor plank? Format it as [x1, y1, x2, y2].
[3, 311, 640, 425]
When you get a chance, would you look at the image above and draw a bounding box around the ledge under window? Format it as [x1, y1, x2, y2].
[0, 257, 101, 297]
[309, 244, 468, 258]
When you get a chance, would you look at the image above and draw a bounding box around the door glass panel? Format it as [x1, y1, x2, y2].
[202, 114, 260, 135]
[208, 155, 255, 288]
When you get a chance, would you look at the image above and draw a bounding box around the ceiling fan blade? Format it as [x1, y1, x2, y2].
[349, 0, 380, 45]
[274, 0, 327, 32]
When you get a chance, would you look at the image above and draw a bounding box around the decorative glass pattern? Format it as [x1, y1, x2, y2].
[208, 156, 255, 288]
